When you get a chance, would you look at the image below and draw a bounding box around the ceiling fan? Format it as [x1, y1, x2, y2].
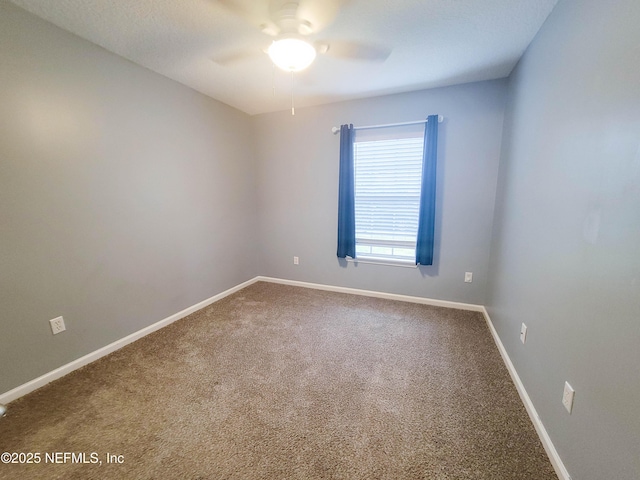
[212, 0, 391, 72]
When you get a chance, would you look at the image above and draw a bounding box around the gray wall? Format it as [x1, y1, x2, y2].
[253, 81, 507, 305]
[0, 2, 258, 394]
[486, 0, 640, 478]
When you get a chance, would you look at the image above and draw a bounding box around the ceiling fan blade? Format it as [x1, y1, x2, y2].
[296, 0, 349, 34]
[319, 41, 392, 62]
[213, 0, 280, 36]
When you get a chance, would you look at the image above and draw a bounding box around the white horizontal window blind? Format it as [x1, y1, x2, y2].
[353, 125, 424, 261]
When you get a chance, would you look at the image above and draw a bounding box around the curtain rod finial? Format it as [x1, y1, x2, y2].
[332, 126, 339, 134]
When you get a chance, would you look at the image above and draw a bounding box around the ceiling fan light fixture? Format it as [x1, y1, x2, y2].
[268, 38, 316, 72]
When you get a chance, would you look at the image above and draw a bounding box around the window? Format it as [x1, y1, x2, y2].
[353, 124, 425, 263]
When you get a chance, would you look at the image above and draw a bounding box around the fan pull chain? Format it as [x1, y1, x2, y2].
[291, 71, 295, 116]
[272, 63, 276, 97]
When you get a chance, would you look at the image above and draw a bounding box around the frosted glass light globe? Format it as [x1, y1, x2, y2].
[268, 38, 317, 72]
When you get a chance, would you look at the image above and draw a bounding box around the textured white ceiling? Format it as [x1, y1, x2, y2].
[8, 0, 558, 115]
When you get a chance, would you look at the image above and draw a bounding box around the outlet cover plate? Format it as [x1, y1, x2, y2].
[50, 316, 66, 335]
[562, 381, 575, 413]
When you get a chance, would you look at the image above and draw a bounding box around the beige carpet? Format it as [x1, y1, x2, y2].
[0, 282, 557, 479]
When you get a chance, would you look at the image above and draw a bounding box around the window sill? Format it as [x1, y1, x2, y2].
[346, 256, 417, 268]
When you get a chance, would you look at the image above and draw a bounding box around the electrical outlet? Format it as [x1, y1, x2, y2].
[562, 381, 575, 413]
[464, 272, 473, 283]
[49, 316, 66, 335]
[520, 323, 528, 344]
[293, 256, 299, 265]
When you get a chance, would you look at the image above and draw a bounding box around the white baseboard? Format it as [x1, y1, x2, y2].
[481, 307, 571, 480]
[256, 276, 484, 312]
[0, 277, 259, 404]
